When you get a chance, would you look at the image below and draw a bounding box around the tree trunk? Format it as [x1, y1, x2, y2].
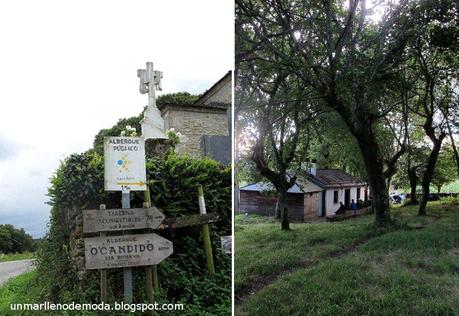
[408, 167, 418, 205]
[446, 120, 459, 176]
[333, 98, 391, 224]
[353, 128, 391, 224]
[386, 176, 392, 192]
[276, 188, 289, 230]
[419, 139, 443, 215]
[275, 195, 281, 219]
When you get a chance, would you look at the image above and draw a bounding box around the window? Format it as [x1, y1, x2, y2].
[333, 190, 338, 203]
[357, 188, 361, 200]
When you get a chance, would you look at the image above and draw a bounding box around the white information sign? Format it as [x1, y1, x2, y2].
[104, 137, 147, 191]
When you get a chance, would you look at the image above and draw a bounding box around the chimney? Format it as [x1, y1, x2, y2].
[301, 159, 309, 172]
[310, 159, 317, 176]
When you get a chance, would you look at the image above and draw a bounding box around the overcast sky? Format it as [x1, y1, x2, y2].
[0, 0, 233, 238]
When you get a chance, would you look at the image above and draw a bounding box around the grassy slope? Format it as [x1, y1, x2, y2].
[235, 215, 389, 293]
[235, 201, 459, 315]
[400, 179, 459, 194]
[0, 252, 35, 263]
[0, 270, 43, 316]
[0, 271, 132, 316]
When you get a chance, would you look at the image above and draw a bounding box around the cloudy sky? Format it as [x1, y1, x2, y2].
[0, 0, 233, 238]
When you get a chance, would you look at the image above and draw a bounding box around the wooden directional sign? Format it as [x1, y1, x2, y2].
[220, 236, 232, 254]
[84, 233, 173, 270]
[83, 207, 165, 233]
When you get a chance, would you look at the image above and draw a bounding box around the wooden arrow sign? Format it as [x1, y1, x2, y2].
[84, 233, 173, 270]
[83, 207, 165, 233]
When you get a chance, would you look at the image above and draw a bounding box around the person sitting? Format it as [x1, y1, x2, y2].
[350, 199, 357, 214]
[335, 202, 346, 215]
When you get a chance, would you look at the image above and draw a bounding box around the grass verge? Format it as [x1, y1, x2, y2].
[235, 213, 387, 296]
[0, 270, 43, 316]
[0, 252, 36, 263]
[236, 201, 459, 315]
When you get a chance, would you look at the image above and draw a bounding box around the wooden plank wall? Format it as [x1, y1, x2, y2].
[304, 192, 319, 220]
[239, 191, 305, 221]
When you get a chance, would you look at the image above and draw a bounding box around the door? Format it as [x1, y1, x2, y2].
[304, 193, 319, 220]
[345, 189, 350, 209]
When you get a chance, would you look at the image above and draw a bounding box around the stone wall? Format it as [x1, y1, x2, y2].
[162, 106, 228, 157]
[68, 206, 86, 281]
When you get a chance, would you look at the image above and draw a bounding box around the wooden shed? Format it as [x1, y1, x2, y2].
[238, 180, 319, 221]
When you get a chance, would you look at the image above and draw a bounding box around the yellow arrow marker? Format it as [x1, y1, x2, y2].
[117, 181, 146, 186]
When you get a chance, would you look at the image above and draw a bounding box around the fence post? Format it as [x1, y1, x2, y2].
[99, 204, 107, 308]
[197, 185, 215, 275]
[122, 190, 133, 304]
[144, 190, 155, 316]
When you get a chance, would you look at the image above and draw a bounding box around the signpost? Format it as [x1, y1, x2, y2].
[83, 207, 165, 233]
[83, 62, 228, 314]
[84, 233, 173, 270]
[104, 136, 147, 191]
[103, 135, 149, 303]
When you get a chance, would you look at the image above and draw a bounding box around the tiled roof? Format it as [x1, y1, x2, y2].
[307, 169, 366, 188]
[239, 181, 304, 194]
[240, 169, 366, 194]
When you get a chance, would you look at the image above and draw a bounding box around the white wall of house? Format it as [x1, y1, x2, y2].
[324, 186, 367, 216]
[325, 188, 342, 216]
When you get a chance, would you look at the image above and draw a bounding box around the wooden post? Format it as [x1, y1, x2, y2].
[145, 264, 154, 316]
[99, 204, 107, 307]
[143, 191, 155, 316]
[122, 190, 133, 304]
[197, 185, 215, 275]
[152, 265, 159, 291]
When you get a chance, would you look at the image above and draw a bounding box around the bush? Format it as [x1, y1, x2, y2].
[439, 195, 459, 206]
[37, 150, 231, 315]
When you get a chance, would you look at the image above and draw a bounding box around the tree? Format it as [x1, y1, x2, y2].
[431, 147, 457, 194]
[247, 73, 319, 229]
[156, 92, 201, 106]
[445, 110, 459, 177]
[92, 92, 201, 154]
[236, 0, 427, 224]
[407, 2, 458, 215]
[306, 111, 366, 178]
[392, 103, 429, 204]
[0, 224, 34, 254]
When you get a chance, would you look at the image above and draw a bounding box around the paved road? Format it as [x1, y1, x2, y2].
[0, 259, 35, 285]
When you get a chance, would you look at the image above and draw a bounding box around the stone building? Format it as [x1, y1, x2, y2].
[159, 71, 231, 164]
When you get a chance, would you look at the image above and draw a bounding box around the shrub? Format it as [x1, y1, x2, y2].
[439, 195, 459, 206]
[37, 150, 231, 315]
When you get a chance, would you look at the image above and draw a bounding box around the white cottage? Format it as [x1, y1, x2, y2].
[239, 164, 369, 221]
[296, 165, 369, 218]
